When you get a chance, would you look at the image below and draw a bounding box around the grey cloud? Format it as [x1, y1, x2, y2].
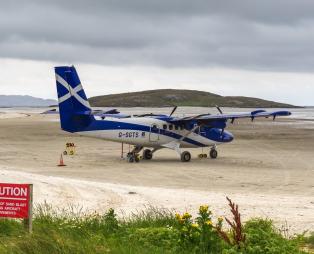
[0, 0, 314, 71]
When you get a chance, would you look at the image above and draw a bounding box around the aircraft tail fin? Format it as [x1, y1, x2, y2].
[55, 66, 93, 132]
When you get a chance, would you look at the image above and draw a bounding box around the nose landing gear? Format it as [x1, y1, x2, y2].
[209, 148, 218, 159]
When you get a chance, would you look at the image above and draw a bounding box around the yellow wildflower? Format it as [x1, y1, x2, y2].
[182, 212, 192, 220]
[199, 205, 209, 213]
[218, 216, 224, 223]
[205, 220, 212, 226]
[191, 223, 199, 228]
[175, 213, 182, 220]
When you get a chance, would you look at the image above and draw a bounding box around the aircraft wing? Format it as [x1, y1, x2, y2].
[169, 110, 292, 125]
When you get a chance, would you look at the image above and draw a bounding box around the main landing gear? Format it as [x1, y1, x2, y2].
[181, 151, 191, 162]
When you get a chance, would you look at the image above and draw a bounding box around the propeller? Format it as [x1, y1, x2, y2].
[215, 106, 226, 136]
[169, 106, 178, 117]
[215, 105, 223, 115]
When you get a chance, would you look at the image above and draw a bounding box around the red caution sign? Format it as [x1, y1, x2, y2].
[0, 183, 31, 219]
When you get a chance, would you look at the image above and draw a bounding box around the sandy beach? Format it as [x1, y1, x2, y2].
[0, 109, 313, 233]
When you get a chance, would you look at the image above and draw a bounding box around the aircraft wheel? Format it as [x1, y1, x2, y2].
[181, 151, 191, 162]
[143, 149, 153, 160]
[210, 149, 218, 159]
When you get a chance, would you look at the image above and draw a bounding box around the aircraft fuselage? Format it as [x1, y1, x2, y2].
[76, 116, 234, 148]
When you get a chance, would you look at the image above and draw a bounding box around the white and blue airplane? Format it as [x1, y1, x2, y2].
[55, 66, 292, 163]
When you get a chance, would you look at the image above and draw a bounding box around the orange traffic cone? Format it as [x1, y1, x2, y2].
[58, 153, 66, 167]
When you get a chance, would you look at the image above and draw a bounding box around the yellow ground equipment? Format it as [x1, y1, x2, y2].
[63, 143, 76, 156]
[198, 153, 208, 159]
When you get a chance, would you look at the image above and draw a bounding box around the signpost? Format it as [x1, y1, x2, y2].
[0, 183, 33, 233]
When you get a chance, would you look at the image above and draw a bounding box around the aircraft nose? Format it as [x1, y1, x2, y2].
[223, 131, 234, 142]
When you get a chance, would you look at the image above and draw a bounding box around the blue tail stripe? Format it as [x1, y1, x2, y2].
[55, 66, 92, 132]
[77, 90, 87, 99]
[57, 83, 69, 98]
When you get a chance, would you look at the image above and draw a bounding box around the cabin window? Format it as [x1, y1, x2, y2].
[180, 125, 184, 130]
[163, 124, 167, 130]
[175, 125, 179, 130]
[169, 125, 173, 130]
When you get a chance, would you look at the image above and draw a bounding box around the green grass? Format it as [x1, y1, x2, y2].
[304, 232, 314, 252]
[0, 204, 311, 254]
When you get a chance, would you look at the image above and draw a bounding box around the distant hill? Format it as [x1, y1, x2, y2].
[89, 89, 296, 108]
[0, 95, 57, 107]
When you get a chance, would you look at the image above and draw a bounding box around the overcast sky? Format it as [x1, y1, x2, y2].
[0, 0, 314, 106]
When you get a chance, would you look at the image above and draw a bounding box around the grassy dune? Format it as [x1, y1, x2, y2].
[89, 89, 296, 108]
[0, 201, 312, 254]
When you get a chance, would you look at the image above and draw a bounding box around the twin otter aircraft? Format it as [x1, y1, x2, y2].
[55, 66, 291, 163]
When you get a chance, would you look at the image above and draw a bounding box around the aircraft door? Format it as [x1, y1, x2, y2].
[149, 124, 160, 142]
